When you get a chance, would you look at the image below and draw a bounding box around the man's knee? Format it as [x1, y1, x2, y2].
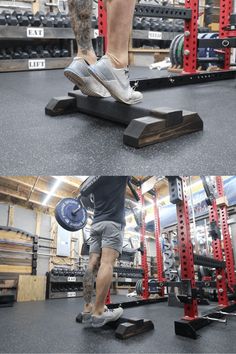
[100, 247, 119, 267]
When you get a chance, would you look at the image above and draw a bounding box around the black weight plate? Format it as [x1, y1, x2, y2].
[55, 198, 87, 232]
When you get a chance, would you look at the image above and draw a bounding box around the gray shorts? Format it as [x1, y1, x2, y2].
[89, 221, 124, 255]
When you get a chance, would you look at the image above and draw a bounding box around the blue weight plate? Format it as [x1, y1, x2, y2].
[55, 198, 88, 232]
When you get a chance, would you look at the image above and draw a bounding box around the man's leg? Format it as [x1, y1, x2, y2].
[83, 252, 100, 313]
[65, 0, 110, 97]
[93, 247, 119, 316]
[104, 0, 136, 68]
[87, 0, 143, 104]
[67, 0, 96, 64]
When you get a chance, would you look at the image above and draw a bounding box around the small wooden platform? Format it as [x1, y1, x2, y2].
[45, 90, 203, 148]
[75, 314, 154, 339]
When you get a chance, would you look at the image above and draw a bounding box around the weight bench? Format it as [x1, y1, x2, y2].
[76, 313, 154, 339]
[45, 90, 203, 148]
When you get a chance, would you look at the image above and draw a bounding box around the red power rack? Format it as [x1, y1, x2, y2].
[208, 198, 229, 306]
[216, 177, 236, 293]
[175, 177, 198, 319]
[138, 187, 149, 300]
[98, 0, 107, 51]
[219, 0, 233, 70]
[153, 192, 165, 296]
[183, 0, 199, 73]
[172, 176, 236, 339]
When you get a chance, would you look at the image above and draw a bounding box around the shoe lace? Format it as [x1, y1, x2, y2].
[132, 81, 139, 91]
[125, 67, 139, 92]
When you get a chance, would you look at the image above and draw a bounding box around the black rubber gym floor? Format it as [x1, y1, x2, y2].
[0, 68, 236, 175]
[1, 296, 236, 353]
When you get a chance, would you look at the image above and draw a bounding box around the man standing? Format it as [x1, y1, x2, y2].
[81, 176, 128, 327]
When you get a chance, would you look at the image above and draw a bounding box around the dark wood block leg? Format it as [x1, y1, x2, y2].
[45, 96, 77, 116]
[123, 112, 203, 148]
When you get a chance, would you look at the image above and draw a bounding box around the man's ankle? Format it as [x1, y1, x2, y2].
[106, 52, 128, 69]
[83, 303, 93, 313]
[77, 50, 97, 65]
[93, 307, 105, 316]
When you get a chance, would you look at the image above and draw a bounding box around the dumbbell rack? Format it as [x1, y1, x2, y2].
[46, 270, 84, 299]
[0, 25, 100, 72]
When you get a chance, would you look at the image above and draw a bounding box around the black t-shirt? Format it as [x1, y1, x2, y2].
[92, 176, 128, 225]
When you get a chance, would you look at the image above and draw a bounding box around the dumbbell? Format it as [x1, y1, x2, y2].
[12, 10, 29, 26]
[0, 11, 7, 25]
[2, 10, 18, 26]
[24, 11, 41, 27]
[150, 18, 161, 31]
[133, 17, 142, 30]
[141, 18, 151, 30]
[46, 45, 61, 57]
[60, 48, 69, 57]
[57, 12, 71, 27]
[35, 11, 53, 27]
[25, 46, 38, 58]
[60, 13, 71, 28]
[16, 47, 29, 59]
[0, 49, 12, 59]
[6, 47, 21, 59]
[47, 13, 63, 27]
[36, 45, 50, 58]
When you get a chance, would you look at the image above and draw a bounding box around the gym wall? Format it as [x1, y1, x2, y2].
[0, 202, 82, 276]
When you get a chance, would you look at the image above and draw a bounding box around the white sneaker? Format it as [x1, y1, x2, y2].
[88, 55, 143, 105]
[91, 307, 124, 328]
[64, 57, 110, 98]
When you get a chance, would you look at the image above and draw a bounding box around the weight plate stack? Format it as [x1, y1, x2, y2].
[169, 34, 182, 66]
[135, 279, 143, 296]
[176, 34, 184, 67]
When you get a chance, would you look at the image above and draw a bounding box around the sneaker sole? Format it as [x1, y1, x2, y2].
[88, 67, 142, 105]
[64, 68, 108, 98]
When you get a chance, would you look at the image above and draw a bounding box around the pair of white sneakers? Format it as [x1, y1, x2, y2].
[64, 55, 143, 105]
[82, 307, 124, 328]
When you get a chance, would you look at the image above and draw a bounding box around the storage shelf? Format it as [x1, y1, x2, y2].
[132, 29, 181, 40]
[0, 57, 72, 72]
[0, 26, 180, 41]
[49, 290, 83, 299]
[49, 275, 83, 283]
[0, 26, 99, 39]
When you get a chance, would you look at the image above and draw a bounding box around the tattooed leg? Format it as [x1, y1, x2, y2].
[83, 253, 100, 313]
[68, 0, 97, 64]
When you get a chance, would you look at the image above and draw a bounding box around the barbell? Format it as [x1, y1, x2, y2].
[55, 176, 140, 233]
[55, 177, 101, 232]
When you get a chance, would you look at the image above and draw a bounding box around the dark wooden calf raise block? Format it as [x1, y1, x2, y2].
[75, 314, 154, 340]
[45, 91, 203, 148]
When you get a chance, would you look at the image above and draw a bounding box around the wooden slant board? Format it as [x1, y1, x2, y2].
[17, 275, 46, 302]
[45, 92, 204, 148]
